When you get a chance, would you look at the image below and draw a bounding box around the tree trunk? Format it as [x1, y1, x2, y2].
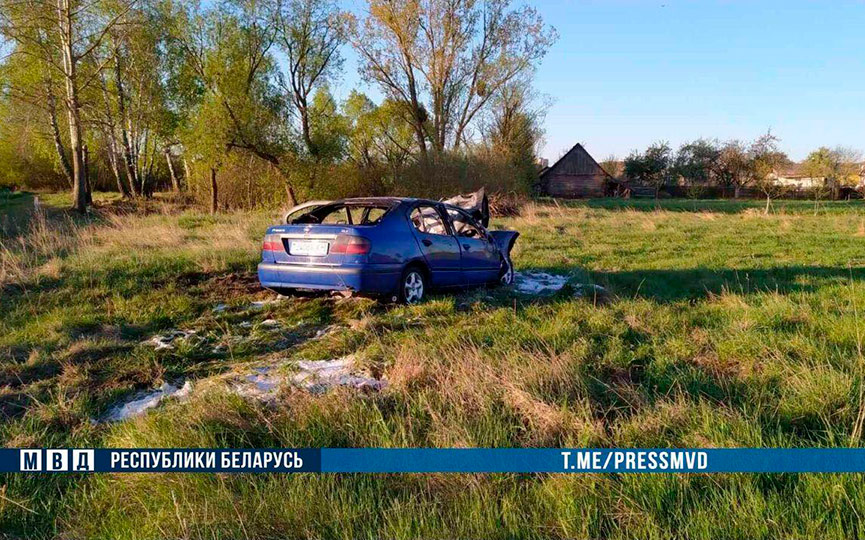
[46, 85, 74, 188]
[114, 47, 139, 195]
[210, 167, 218, 214]
[83, 144, 93, 205]
[183, 156, 191, 183]
[165, 149, 179, 191]
[58, 0, 89, 213]
[734, 184, 741, 199]
[299, 105, 316, 157]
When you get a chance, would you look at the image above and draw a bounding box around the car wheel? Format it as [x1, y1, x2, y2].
[399, 267, 426, 304]
[498, 256, 514, 286]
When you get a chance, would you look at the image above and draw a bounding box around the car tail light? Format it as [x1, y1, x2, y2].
[330, 234, 371, 255]
[262, 234, 282, 252]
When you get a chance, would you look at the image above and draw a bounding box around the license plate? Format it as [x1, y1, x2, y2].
[289, 239, 329, 256]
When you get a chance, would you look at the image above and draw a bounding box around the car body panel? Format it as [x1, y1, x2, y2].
[257, 196, 518, 297]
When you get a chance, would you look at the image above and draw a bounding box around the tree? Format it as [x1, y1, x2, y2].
[715, 140, 751, 198]
[749, 131, 790, 212]
[482, 80, 545, 191]
[0, 0, 138, 211]
[169, 0, 301, 206]
[96, 2, 175, 197]
[599, 155, 622, 178]
[672, 138, 720, 186]
[343, 92, 415, 174]
[802, 146, 864, 200]
[275, 0, 346, 158]
[349, 0, 556, 157]
[624, 141, 672, 197]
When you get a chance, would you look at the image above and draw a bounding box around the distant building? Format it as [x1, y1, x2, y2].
[770, 163, 865, 190]
[537, 143, 617, 198]
[770, 164, 827, 190]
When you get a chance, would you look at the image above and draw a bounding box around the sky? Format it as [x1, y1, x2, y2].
[336, 0, 865, 163]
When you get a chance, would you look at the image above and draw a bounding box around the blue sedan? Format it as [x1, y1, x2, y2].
[257, 197, 519, 303]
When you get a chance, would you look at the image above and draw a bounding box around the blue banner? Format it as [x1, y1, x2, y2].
[4, 448, 865, 473]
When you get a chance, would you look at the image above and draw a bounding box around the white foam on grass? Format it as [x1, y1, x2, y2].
[102, 381, 192, 422]
[513, 271, 570, 294]
[230, 355, 385, 402]
[293, 357, 385, 394]
[146, 330, 197, 350]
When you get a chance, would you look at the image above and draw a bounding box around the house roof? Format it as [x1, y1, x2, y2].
[539, 143, 615, 180]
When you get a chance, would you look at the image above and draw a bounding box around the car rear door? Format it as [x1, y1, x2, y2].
[446, 208, 500, 285]
[408, 203, 462, 287]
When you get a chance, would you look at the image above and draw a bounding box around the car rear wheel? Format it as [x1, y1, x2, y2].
[399, 267, 426, 304]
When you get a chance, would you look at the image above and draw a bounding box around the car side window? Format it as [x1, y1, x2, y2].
[364, 207, 386, 224]
[410, 205, 448, 236]
[447, 209, 484, 239]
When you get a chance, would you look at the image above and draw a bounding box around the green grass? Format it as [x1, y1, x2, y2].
[3, 195, 865, 538]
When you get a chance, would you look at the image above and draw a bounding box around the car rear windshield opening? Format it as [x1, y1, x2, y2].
[290, 203, 393, 226]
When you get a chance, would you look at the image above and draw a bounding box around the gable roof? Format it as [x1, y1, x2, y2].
[540, 143, 615, 180]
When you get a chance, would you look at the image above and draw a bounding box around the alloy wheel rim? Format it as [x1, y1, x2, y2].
[501, 260, 514, 285]
[404, 272, 424, 303]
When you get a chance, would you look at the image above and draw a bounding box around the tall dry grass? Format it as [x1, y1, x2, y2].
[0, 208, 85, 287]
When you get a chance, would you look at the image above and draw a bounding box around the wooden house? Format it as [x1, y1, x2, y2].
[537, 143, 617, 198]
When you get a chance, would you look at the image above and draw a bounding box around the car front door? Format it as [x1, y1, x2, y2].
[408, 203, 462, 287]
[446, 208, 500, 285]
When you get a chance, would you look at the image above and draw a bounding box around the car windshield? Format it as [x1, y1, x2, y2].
[289, 203, 393, 225]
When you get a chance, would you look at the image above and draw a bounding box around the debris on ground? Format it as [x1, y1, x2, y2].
[212, 303, 228, 313]
[293, 357, 386, 394]
[145, 330, 198, 350]
[228, 354, 385, 402]
[261, 319, 281, 330]
[101, 381, 192, 422]
[249, 297, 283, 309]
[314, 324, 342, 339]
[513, 271, 570, 294]
[513, 271, 607, 299]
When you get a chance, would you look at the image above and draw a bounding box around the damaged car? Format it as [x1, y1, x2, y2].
[258, 190, 518, 303]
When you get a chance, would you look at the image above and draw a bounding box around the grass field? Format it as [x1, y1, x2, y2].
[3, 193, 865, 538]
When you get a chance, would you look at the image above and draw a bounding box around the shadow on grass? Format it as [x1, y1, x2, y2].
[592, 265, 865, 302]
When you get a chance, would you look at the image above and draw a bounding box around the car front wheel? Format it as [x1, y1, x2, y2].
[399, 267, 426, 304]
[499, 256, 514, 286]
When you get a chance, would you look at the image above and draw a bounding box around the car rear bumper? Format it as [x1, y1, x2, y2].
[257, 262, 401, 294]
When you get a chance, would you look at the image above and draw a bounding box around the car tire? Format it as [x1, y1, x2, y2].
[398, 266, 427, 304]
[497, 256, 514, 286]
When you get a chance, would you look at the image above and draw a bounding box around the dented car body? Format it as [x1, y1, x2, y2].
[258, 194, 518, 303]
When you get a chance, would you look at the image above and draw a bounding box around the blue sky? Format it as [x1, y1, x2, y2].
[337, 0, 865, 163]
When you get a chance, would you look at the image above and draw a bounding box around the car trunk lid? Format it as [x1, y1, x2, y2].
[263, 224, 365, 265]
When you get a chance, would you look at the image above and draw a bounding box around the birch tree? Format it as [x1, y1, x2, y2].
[0, 0, 138, 211]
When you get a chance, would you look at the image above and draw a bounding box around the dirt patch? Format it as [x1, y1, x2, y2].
[202, 271, 262, 299]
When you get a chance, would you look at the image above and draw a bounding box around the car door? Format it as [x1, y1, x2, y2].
[408, 203, 462, 287]
[446, 208, 500, 285]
